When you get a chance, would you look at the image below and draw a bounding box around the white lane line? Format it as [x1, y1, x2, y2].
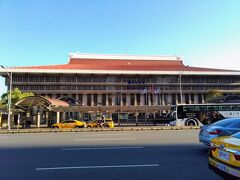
[35, 164, 159, 171]
[74, 138, 135, 141]
[62, 146, 144, 151]
[81, 133, 132, 136]
[0, 136, 8, 139]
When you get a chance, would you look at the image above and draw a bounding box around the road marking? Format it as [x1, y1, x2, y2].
[35, 164, 159, 171]
[62, 146, 144, 151]
[0, 136, 8, 139]
[81, 133, 132, 136]
[74, 138, 135, 141]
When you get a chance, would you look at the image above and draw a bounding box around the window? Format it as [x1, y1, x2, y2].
[198, 94, 202, 103]
[185, 94, 189, 104]
[116, 93, 121, 105]
[77, 75, 92, 82]
[177, 94, 181, 104]
[150, 94, 153, 105]
[172, 94, 176, 105]
[102, 94, 106, 106]
[122, 94, 126, 106]
[136, 94, 140, 106]
[108, 94, 112, 106]
[94, 94, 98, 106]
[130, 94, 135, 105]
[93, 76, 107, 82]
[190, 94, 194, 104]
[87, 94, 91, 106]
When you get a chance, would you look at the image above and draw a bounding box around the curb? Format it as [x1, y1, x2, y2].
[0, 126, 200, 134]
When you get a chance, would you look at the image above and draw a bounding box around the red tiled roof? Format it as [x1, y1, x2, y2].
[44, 97, 70, 107]
[11, 57, 234, 72]
[15, 96, 69, 108]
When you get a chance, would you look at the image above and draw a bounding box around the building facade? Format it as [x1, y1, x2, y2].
[1, 53, 240, 124]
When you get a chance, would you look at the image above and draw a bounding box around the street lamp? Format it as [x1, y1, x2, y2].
[1, 65, 12, 130]
[116, 92, 120, 126]
[179, 71, 183, 104]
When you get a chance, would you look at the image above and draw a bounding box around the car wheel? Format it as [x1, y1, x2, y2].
[187, 121, 196, 126]
[87, 125, 92, 128]
[54, 126, 59, 129]
[103, 123, 110, 128]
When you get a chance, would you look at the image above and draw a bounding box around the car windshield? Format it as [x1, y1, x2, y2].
[212, 118, 239, 127]
[232, 132, 240, 139]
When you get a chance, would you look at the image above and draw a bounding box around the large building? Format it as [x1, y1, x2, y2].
[1, 53, 240, 125]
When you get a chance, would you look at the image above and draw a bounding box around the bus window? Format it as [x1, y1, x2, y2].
[172, 103, 240, 126]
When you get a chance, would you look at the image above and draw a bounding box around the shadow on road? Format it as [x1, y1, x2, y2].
[0, 143, 221, 180]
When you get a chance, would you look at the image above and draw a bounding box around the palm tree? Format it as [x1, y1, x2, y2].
[0, 88, 35, 108]
[205, 89, 223, 102]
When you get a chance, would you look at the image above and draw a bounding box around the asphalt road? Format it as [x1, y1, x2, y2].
[0, 130, 221, 180]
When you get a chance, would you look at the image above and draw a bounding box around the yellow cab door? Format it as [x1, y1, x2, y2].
[68, 120, 76, 128]
[60, 121, 68, 128]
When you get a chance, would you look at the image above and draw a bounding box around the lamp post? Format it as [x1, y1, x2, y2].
[1, 65, 12, 130]
[116, 92, 120, 126]
[179, 71, 183, 104]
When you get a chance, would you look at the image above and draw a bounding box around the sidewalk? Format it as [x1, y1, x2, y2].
[0, 126, 200, 134]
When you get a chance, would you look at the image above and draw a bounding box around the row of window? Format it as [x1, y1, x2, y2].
[40, 93, 203, 106]
[15, 85, 240, 91]
[12, 75, 240, 83]
[183, 104, 240, 112]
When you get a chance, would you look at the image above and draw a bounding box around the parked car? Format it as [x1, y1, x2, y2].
[87, 120, 114, 128]
[51, 120, 86, 129]
[199, 118, 240, 146]
[208, 132, 240, 178]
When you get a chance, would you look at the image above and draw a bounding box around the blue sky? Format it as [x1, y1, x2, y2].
[1, 0, 240, 95]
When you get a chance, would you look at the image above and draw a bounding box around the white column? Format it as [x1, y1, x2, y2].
[194, 94, 198, 104]
[162, 94, 165, 105]
[57, 112, 60, 124]
[182, 94, 185, 104]
[153, 94, 158, 105]
[91, 94, 94, 106]
[175, 94, 178, 105]
[106, 94, 109, 106]
[189, 94, 192, 104]
[46, 112, 49, 125]
[37, 113, 41, 128]
[134, 94, 137, 106]
[78, 112, 83, 120]
[98, 94, 102, 105]
[202, 94, 205, 103]
[82, 94, 87, 106]
[140, 94, 145, 106]
[112, 94, 116, 106]
[126, 94, 130, 106]
[148, 94, 151, 106]
[120, 94, 123, 106]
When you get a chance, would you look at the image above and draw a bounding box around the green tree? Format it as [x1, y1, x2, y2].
[205, 89, 223, 102]
[0, 88, 35, 107]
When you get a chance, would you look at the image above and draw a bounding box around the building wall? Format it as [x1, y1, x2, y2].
[8, 73, 240, 107]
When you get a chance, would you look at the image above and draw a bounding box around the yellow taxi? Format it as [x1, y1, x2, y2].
[51, 120, 86, 129]
[87, 119, 114, 128]
[208, 131, 240, 178]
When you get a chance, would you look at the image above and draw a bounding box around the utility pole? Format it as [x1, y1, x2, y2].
[1, 65, 12, 130]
